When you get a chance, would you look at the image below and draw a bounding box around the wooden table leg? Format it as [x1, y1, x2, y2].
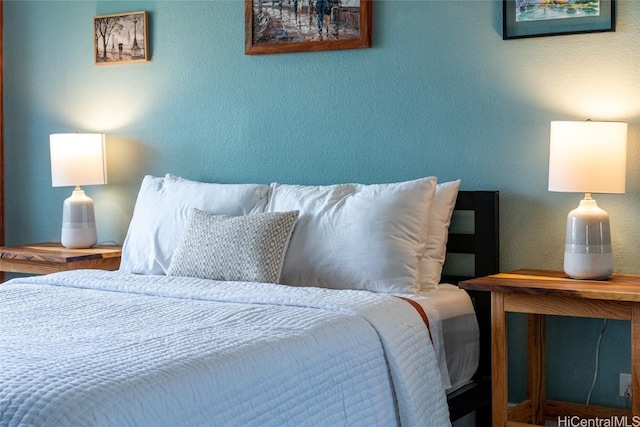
[632, 302, 639, 418]
[527, 314, 545, 425]
[492, 292, 508, 427]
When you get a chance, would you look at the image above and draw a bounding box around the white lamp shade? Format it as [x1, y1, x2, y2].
[50, 133, 107, 187]
[548, 121, 627, 194]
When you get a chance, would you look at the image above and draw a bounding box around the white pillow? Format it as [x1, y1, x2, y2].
[265, 177, 437, 294]
[120, 174, 269, 275]
[419, 180, 461, 290]
[168, 209, 299, 284]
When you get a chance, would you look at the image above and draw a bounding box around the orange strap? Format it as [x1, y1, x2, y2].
[395, 296, 433, 343]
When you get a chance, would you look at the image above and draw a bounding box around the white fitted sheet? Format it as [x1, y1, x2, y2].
[405, 284, 480, 392]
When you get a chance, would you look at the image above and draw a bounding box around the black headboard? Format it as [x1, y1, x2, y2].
[442, 190, 500, 284]
[443, 190, 499, 423]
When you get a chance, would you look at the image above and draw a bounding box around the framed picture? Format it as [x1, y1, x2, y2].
[503, 0, 615, 40]
[95, 11, 149, 64]
[245, 0, 371, 55]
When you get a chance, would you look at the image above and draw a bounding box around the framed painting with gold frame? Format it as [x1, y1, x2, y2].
[95, 11, 149, 64]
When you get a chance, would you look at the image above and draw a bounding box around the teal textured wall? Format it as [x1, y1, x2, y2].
[4, 0, 639, 410]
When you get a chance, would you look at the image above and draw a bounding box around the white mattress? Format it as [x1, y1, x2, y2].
[405, 284, 480, 392]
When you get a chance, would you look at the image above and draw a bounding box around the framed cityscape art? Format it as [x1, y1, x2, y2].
[503, 0, 615, 39]
[245, 0, 371, 54]
[95, 11, 149, 64]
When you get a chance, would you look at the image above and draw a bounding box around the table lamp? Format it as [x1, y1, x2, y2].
[548, 120, 628, 280]
[50, 133, 107, 249]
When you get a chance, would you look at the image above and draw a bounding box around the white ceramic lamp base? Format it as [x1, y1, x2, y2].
[563, 196, 613, 280]
[61, 187, 98, 249]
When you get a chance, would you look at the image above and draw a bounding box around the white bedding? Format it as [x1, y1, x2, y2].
[0, 270, 451, 427]
[409, 285, 480, 392]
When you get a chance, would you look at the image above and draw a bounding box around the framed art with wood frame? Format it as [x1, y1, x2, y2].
[95, 11, 149, 65]
[503, 0, 615, 40]
[245, 0, 371, 55]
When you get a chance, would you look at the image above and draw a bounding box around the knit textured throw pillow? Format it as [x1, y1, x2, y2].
[168, 209, 299, 284]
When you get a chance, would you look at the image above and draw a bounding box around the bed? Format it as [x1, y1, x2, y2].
[0, 174, 498, 427]
[444, 190, 499, 425]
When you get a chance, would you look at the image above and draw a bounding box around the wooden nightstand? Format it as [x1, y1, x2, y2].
[459, 269, 640, 427]
[0, 242, 122, 277]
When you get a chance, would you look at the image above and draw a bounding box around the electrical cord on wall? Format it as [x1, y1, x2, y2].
[586, 319, 608, 405]
[624, 383, 632, 409]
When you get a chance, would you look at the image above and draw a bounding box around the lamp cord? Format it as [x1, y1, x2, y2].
[586, 319, 608, 405]
[98, 240, 121, 246]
